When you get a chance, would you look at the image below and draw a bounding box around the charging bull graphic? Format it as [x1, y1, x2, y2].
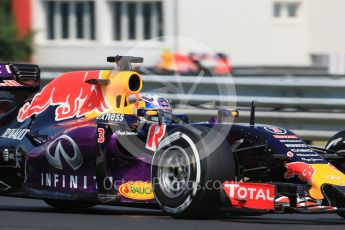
[285, 161, 345, 199]
[284, 162, 315, 183]
[17, 71, 111, 122]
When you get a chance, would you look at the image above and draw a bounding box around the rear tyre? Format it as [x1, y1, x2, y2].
[151, 126, 235, 218]
[44, 199, 96, 210]
[0, 91, 18, 119]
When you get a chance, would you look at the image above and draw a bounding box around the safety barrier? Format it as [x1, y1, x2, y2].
[41, 73, 345, 141]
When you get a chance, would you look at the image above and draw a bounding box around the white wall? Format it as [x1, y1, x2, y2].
[32, 0, 176, 69]
[176, 0, 310, 66]
[32, 0, 345, 68]
[307, 0, 345, 54]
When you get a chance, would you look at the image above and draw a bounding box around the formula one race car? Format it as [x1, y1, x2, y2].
[0, 57, 344, 219]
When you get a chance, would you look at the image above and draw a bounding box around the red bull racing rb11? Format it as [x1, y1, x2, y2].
[0, 56, 344, 219]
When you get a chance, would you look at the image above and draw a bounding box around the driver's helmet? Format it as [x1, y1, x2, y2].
[138, 95, 172, 123]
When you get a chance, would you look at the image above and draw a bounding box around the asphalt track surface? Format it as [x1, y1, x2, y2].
[0, 197, 344, 230]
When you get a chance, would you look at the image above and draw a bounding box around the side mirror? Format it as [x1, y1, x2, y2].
[145, 111, 158, 116]
[137, 109, 164, 125]
[217, 109, 239, 123]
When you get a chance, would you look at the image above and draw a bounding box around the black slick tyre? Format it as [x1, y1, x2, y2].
[151, 126, 235, 218]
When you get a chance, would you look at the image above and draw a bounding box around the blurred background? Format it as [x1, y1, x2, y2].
[3, 0, 345, 73]
[2, 0, 345, 144]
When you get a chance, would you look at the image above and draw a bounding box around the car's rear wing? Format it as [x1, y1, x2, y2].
[0, 63, 40, 90]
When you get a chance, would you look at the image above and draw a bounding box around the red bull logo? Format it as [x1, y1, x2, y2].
[285, 162, 345, 200]
[284, 161, 315, 183]
[17, 71, 111, 122]
[264, 126, 287, 135]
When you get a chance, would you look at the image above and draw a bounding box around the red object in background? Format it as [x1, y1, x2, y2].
[173, 53, 198, 73]
[215, 53, 233, 75]
[157, 51, 198, 73]
[12, 0, 31, 38]
[223, 182, 275, 210]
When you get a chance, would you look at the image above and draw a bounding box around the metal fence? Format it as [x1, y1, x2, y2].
[41, 73, 345, 141]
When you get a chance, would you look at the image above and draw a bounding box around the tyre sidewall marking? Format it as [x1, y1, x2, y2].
[152, 131, 202, 214]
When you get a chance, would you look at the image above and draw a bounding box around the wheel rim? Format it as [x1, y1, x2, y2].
[158, 146, 191, 199]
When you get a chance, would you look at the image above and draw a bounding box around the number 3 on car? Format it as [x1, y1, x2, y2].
[97, 128, 105, 143]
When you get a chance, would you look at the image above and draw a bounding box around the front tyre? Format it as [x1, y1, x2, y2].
[337, 212, 345, 219]
[151, 126, 235, 218]
[325, 131, 345, 219]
